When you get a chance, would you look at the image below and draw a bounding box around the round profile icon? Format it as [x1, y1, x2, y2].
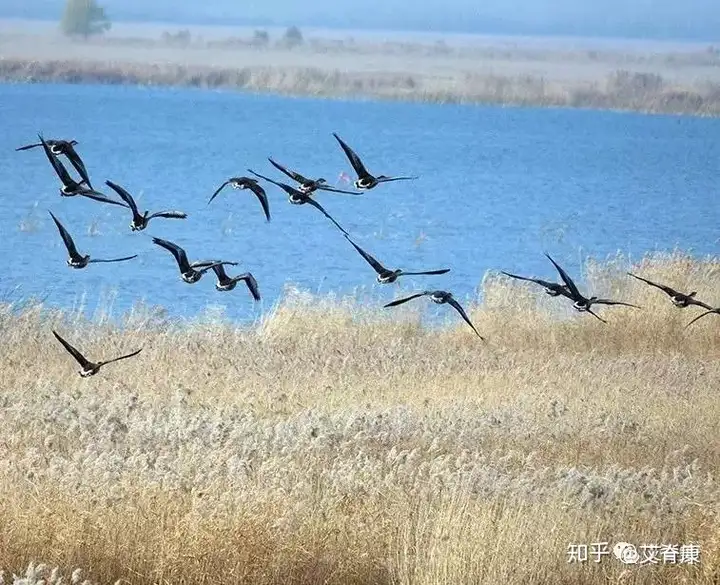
[613, 542, 640, 564]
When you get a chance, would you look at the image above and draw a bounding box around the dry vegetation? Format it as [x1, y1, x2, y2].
[2, 26, 720, 115]
[4, 58, 720, 116]
[0, 251, 719, 584]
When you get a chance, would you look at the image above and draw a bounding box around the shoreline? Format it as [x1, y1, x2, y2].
[2, 57, 720, 116]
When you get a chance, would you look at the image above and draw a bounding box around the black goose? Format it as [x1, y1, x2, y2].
[268, 157, 361, 195]
[384, 290, 484, 339]
[344, 234, 450, 284]
[332, 132, 418, 190]
[545, 253, 640, 323]
[152, 237, 237, 284]
[248, 169, 349, 236]
[53, 329, 142, 378]
[18, 138, 93, 188]
[49, 211, 137, 269]
[105, 180, 187, 231]
[501, 271, 573, 298]
[38, 136, 127, 207]
[208, 177, 271, 222]
[685, 307, 720, 329]
[211, 264, 261, 300]
[627, 273, 713, 310]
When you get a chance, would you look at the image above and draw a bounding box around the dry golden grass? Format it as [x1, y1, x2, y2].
[0, 252, 718, 584]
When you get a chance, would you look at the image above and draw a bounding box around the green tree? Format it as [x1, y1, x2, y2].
[61, 0, 111, 38]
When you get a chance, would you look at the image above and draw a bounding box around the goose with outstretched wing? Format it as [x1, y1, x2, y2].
[332, 132, 418, 190]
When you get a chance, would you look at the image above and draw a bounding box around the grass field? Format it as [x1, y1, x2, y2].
[2, 19, 720, 115]
[0, 251, 718, 584]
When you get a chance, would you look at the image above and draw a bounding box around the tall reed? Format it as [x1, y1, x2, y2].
[0, 251, 718, 584]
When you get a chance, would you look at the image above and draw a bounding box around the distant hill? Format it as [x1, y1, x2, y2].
[2, 0, 719, 41]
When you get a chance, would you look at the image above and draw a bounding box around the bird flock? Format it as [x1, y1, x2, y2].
[15, 132, 719, 377]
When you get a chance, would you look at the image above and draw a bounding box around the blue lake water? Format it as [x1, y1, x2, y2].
[0, 82, 718, 323]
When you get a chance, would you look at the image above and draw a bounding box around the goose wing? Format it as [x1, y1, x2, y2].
[53, 330, 93, 369]
[98, 348, 143, 368]
[315, 184, 364, 195]
[446, 297, 484, 339]
[64, 144, 92, 188]
[48, 211, 81, 260]
[687, 298, 715, 310]
[685, 308, 720, 329]
[544, 253, 583, 301]
[16, 142, 42, 151]
[246, 180, 271, 222]
[211, 263, 229, 280]
[192, 260, 238, 275]
[105, 180, 140, 216]
[152, 237, 191, 273]
[592, 299, 641, 309]
[383, 292, 431, 308]
[248, 169, 300, 198]
[627, 273, 680, 297]
[208, 181, 230, 205]
[302, 197, 349, 236]
[147, 210, 188, 220]
[268, 157, 310, 184]
[88, 255, 138, 264]
[586, 309, 608, 324]
[77, 190, 130, 208]
[332, 133, 371, 179]
[377, 175, 419, 183]
[344, 235, 388, 275]
[501, 271, 568, 294]
[239, 273, 261, 301]
[502, 271, 546, 285]
[402, 268, 451, 276]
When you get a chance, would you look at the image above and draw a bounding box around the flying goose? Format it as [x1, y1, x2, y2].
[268, 157, 361, 195]
[105, 180, 187, 231]
[49, 211, 137, 269]
[53, 329, 142, 378]
[332, 132, 418, 190]
[344, 234, 450, 284]
[211, 264, 261, 300]
[627, 273, 713, 310]
[545, 253, 640, 323]
[152, 237, 237, 284]
[38, 135, 126, 207]
[248, 169, 349, 236]
[208, 176, 271, 222]
[18, 137, 93, 188]
[384, 290, 484, 339]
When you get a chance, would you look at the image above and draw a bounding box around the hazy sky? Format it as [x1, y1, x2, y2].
[3, 0, 720, 40]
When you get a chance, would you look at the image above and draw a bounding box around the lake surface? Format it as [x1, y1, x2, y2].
[0, 83, 718, 323]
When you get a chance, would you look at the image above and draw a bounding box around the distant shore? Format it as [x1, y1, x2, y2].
[3, 57, 720, 116]
[2, 21, 720, 116]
